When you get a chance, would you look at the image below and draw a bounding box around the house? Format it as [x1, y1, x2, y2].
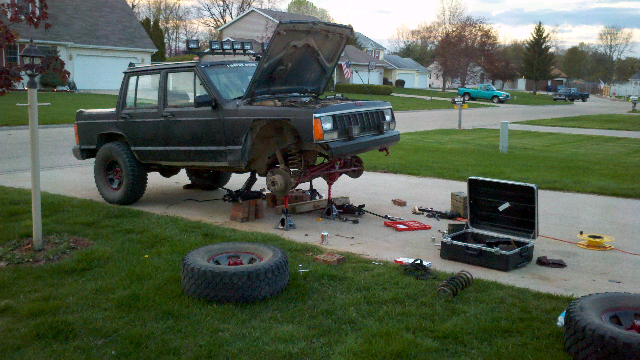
[218, 8, 321, 43]
[383, 54, 430, 89]
[609, 72, 640, 97]
[355, 32, 386, 60]
[335, 45, 390, 86]
[1, 0, 156, 90]
[495, 67, 568, 92]
[428, 61, 488, 89]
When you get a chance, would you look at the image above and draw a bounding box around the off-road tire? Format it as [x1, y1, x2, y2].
[185, 169, 232, 190]
[94, 142, 147, 205]
[181, 243, 289, 303]
[564, 292, 640, 360]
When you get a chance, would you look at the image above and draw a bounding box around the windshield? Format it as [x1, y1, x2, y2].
[201, 62, 257, 100]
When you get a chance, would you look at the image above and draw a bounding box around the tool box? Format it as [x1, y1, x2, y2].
[440, 177, 538, 271]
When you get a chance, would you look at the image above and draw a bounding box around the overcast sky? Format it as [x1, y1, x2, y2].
[312, 0, 640, 54]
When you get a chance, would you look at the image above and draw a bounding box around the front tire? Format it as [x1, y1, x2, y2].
[94, 142, 147, 205]
[491, 96, 500, 104]
[181, 243, 289, 303]
[564, 292, 640, 360]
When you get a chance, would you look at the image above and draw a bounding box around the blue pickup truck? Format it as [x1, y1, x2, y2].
[457, 84, 511, 103]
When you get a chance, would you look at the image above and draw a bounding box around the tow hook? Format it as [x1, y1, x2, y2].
[379, 148, 390, 156]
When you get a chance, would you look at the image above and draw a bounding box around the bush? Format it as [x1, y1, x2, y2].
[394, 79, 405, 88]
[39, 51, 68, 89]
[334, 83, 393, 95]
[383, 77, 393, 86]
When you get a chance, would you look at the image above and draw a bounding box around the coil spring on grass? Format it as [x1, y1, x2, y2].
[437, 270, 473, 298]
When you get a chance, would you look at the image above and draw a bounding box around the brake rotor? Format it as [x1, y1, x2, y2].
[576, 233, 615, 251]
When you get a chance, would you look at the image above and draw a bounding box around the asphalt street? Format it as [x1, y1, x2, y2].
[1, 95, 638, 297]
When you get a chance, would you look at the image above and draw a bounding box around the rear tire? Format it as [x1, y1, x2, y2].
[94, 142, 147, 205]
[185, 169, 232, 190]
[463, 93, 472, 102]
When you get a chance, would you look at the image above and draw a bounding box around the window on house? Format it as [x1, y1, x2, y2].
[366, 50, 372, 56]
[5, 44, 19, 65]
[10, 0, 35, 17]
[374, 50, 380, 59]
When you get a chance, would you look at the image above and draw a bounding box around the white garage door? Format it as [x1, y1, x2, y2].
[352, 70, 381, 85]
[74, 55, 138, 90]
[418, 74, 429, 89]
[397, 72, 415, 88]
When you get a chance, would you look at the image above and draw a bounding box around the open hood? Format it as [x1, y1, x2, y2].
[243, 21, 353, 101]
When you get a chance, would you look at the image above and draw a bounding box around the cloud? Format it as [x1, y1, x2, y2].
[477, 7, 640, 30]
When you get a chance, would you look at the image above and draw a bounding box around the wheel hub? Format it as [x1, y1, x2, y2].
[105, 161, 123, 190]
[208, 252, 262, 266]
[602, 308, 640, 333]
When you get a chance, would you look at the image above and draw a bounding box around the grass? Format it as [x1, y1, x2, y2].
[325, 92, 494, 111]
[0, 186, 573, 359]
[0, 92, 118, 127]
[392, 87, 572, 106]
[360, 129, 640, 199]
[518, 114, 640, 131]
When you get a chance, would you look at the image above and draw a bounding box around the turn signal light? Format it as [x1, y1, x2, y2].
[313, 118, 324, 141]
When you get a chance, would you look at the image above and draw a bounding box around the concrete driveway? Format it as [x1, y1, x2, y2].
[1, 96, 638, 297]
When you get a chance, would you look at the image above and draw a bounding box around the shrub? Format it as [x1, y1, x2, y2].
[394, 79, 405, 88]
[334, 83, 393, 95]
[383, 77, 393, 86]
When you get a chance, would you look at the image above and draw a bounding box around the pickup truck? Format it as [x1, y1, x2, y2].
[72, 21, 399, 205]
[552, 88, 589, 102]
[457, 84, 510, 104]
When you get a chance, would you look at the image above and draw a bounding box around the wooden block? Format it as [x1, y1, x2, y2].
[256, 199, 264, 219]
[266, 193, 277, 208]
[392, 199, 407, 207]
[451, 192, 468, 218]
[314, 253, 345, 266]
[248, 200, 256, 221]
[230, 215, 247, 223]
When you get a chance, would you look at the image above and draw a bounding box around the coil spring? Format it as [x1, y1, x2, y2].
[437, 270, 473, 298]
[286, 152, 303, 170]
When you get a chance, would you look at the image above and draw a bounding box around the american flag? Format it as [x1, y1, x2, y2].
[342, 61, 351, 80]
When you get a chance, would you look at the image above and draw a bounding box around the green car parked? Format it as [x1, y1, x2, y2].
[457, 84, 511, 103]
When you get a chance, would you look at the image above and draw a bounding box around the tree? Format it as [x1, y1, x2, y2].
[196, 0, 280, 30]
[616, 57, 640, 83]
[561, 45, 590, 80]
[521, 22, 554, 95]
[150, 18, 166, 61]
[0, 0, 68, 95]
[286, 0, 333, 22]
[484, 46, 519, 89]
[598, 25, 634, 83]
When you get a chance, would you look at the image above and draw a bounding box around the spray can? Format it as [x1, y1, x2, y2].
[321, 232, 329, 245]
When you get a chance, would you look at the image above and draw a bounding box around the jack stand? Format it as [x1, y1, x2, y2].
[276, 195, 296, 231]
[322, 179, 338, 220]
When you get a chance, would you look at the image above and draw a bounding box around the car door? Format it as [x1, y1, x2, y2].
[119, 71, 163, 163]
[160, 70, 226, 164]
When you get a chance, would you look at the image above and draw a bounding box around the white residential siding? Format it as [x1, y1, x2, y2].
[68, 47, 151, 90]
[221, 12, 276, 42]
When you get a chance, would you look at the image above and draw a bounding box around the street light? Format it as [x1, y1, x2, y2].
[19, 39, 45, 251]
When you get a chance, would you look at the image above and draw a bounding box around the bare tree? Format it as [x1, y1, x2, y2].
[286, 0, 333, 22]
[598, 25, 634, 82]
[434, 0, 467, 29]
[126, 0, 144, 17]
[197, 0, 282, 30]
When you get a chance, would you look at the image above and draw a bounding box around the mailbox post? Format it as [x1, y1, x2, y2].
[451, 97, 467, 129]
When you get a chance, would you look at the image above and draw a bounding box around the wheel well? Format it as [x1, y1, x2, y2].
[97, 133, 128, 149]
[244, 120, 301, 176]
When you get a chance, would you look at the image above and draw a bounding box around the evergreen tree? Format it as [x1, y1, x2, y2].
[521, 22, 554, 95]
[151, 18, 166, 62]
[141, 17, 152, 37]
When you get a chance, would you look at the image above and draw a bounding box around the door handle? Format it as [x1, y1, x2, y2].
[162, 112, 175, 118]
[120, 113, 131, 119]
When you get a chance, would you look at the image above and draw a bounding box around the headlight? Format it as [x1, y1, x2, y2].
[320, 116, 333, 131]
[383, 109, 393, 121]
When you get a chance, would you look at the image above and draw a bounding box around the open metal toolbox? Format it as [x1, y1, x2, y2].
[440, 177, 538, 271]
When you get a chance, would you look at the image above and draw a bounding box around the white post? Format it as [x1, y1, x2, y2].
[500, 121, 509, 153]
[28, 80, 42, 251]
[457, 105, 462, 129]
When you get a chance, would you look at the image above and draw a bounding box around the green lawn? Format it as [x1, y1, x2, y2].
[392, 87, 571, 106]
[361, 129, 640, 198]
[0, 92, 118, 127]
[518, 114, 640, 131]
[0, 186, 573, 359]
[325, 92, 494, 111]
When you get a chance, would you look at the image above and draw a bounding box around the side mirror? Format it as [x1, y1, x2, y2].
[195, 94, 215, 108]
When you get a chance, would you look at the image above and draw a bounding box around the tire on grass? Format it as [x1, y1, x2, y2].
[94, 142, 148, 205]
[181, 243, 289, 303]
[564, 292, 640, 360]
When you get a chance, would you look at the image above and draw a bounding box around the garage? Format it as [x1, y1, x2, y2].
[418, 74, 429, 89]
[74, 55, 139, 90]
[352, 70, 382, 85]
[397, 72, 415, 88]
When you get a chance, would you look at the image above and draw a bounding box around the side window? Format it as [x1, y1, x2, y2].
[166, 71, 195, 107]
[124, 73, 160, 109]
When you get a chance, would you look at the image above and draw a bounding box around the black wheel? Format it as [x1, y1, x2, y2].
[185, 169, 232, 190]
[94, 142, 147, 205]
[564, 292, 640, 360]
[181, 243, 289, 303]
[266, 168, 293, 197]
[582, 97, 587, 102]
[491, 96, 500, 104]
[463, 93, 472, 102]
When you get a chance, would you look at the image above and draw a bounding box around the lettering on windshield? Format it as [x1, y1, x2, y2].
[226, 63, 257, 68]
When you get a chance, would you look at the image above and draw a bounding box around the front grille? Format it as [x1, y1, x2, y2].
[333, 110, 384, 138]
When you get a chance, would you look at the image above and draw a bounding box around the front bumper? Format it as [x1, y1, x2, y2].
[323, 130, 400, 158]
